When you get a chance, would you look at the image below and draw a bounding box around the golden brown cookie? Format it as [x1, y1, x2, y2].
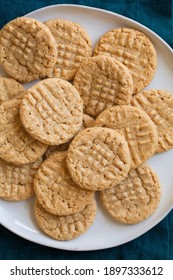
[34, 151, 94, 215]
[94, 28, 157, 93]
[100, 164, 161, 224]
[44, 19, 92, 81]
[73, 55, 133, 117]
[0, 99, 47, 165]
[0, 157, 42, 201]
[131, 89, 173, 153]
[34, 199, 96, 240]
[94, 105, 158, 168]
[20, 78, 83, 145]
[0, 77, 25, 104]
[66, 127, 131, 191]
[0, 17, 57, 83]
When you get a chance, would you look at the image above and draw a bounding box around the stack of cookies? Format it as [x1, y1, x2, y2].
[0, 16, 172, 241]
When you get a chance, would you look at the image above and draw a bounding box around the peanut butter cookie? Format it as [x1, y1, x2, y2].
[73, 55, 133, 117]
[131, 89, 173, 152]
[45, 19, 92, 80]
[94, 105, 158, 168]
[34, 151, 94, 215]
[66, 127, 131, 191]
[100, 164, 161, 224]
[34, 199, 96, 240]
[0, 17, 57, 82]
[94, 28, 157, 93]
[20, 78, 83, 145]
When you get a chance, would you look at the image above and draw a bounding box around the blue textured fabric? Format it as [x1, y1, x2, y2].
[0, 0, 173, 260]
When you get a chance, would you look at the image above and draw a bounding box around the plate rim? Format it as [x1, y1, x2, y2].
[25, 4, 173, 53]
[0, 3, 173, 252]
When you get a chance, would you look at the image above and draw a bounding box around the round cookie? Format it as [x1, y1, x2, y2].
[131, 89, 173, 153]
[0, 99, 47, 165]
[0, 77, 25, 104]
[73, 55, 133, 117]
[20, 78, 83, 145]
[94, 105, 158, 168]
[100, 164, 161, 224]
[34, 151, 94, 215]
[0, 17, 57, 83]
[44, 19, 92, 81]
[43, 114, 94, 159]
[94, 28, 157, 93]
[34, 199, 96, 240]
[66, 127, 131, 191]
[0, 157, 42, 201]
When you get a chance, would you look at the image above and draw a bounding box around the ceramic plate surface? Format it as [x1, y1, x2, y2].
[0, 4, 173, 251]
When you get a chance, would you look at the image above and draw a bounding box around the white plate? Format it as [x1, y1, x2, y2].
[0, 4, 173, 251]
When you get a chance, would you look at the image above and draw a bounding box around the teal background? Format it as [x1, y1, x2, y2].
[0, 0, 173, 260]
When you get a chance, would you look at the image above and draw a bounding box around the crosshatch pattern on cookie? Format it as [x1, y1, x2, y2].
[0, 158, 42, 201]
[0, 17, 57, 82]
[45, 19, 92, 81]
[131, 89, 173, 153]
[100, 164, 161, 224]
[73, 55, 133, 117]
[34, 151, 94, 215]
[66, 127, 131, 191]
[94, 105, 158, 168]
[20, 78, 83, 145]
[34, 199, 97, 240]
[94, 28, 157, 93]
